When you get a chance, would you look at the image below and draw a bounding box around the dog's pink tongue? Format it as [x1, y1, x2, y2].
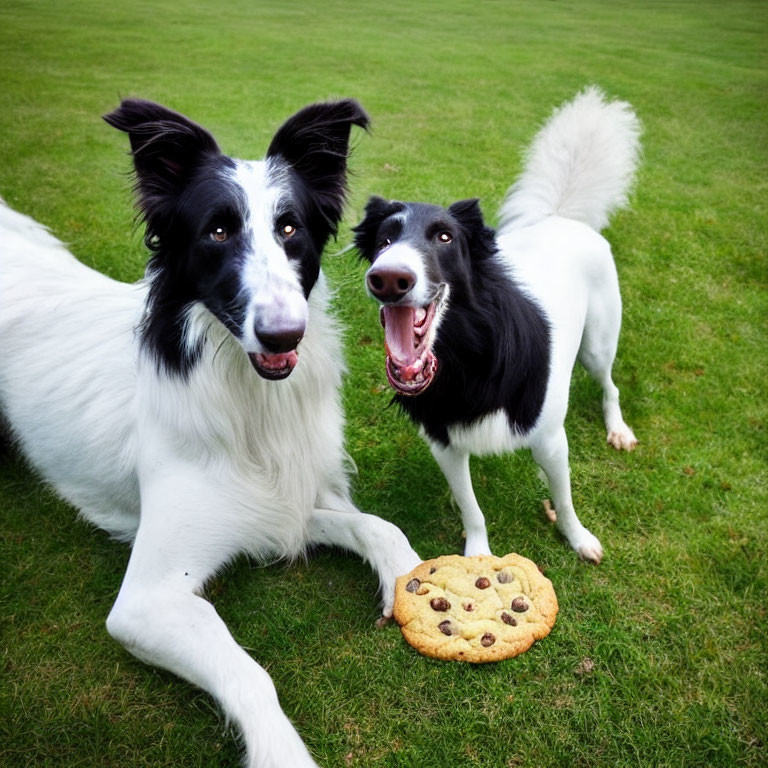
[382, 306, 418, 366]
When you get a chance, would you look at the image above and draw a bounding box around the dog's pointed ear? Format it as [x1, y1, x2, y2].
[104, 99, 221, 204]
[267, 99, 370, 237]
[352, 196, 402, 262]
[448, 198, 497, 259]
[448, 198, 485, 229]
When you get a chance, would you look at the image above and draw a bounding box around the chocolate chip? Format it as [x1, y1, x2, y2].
[462, 602, 475, 612]
[481, 633, 496, 647]
[430, 597, 451, 611]
[405, 578, 420, 593]
[501, 612, 517, 626]
[429, 567, 437, 574]
[497, 570, 512, 583]
[511, 597, 529, 612]
[438, 620, 453, 636]
[475, 577, 491, 589]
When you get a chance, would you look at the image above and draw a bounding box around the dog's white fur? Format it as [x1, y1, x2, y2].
[428, 87, 640, 559]
[500, 86, 641, 231]
[0, 165, 420, 765]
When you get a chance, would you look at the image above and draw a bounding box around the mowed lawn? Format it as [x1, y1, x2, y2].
[1, 1, 766, 766]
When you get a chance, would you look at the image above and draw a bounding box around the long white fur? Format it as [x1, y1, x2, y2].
[499, 86, 641, 232]
[0, 171, 420, 765]
[428, 88, 640, 561]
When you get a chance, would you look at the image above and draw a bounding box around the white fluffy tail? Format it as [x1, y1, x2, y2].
[499, 86, 641, 233]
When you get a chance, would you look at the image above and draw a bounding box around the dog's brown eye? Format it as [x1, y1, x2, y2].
[281, 223, 297, 238]
[437, 231, 452, 244]
[211, 226, 228, 243]
[378, 238, 391, 251]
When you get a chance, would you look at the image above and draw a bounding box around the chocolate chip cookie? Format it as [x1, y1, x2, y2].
[393, 553, 558, 662]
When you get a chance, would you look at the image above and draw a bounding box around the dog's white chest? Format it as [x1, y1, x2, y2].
[443, 410, 530, 455]
[135, 305, 346, 559]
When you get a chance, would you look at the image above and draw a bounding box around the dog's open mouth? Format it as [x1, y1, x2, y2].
[248, 351, 298, 380]
[381, 292, 443, 396]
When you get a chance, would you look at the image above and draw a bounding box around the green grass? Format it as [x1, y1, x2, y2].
[1, 1, 766, 766]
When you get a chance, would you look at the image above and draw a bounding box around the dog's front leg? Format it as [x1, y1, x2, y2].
[107, 467, 319, 768]
[531, 427, 603, 563]
[427, 442, 492, 557]
[309, 494, 421, 618]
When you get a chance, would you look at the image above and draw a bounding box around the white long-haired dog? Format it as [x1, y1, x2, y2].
[0, 99, 420, 767]
[355, 87, 640, 561]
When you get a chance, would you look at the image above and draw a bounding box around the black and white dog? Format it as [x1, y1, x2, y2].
[355, 88, 640, 562]
[0, 100, 420, 767]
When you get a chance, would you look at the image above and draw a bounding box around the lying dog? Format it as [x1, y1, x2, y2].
[0, 99, 420, 767]
[355, 87, 640, 561]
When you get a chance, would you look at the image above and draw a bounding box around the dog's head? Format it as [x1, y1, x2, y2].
[104, 98, 368, 379]
[353, 197, 496, 396]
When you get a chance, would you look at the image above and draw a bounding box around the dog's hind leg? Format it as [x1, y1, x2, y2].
[531, 427, 603, 563]
[106, 467, 319, 768]
[428, 443, 492, 557]
[578, 265, 638, 452]
[309, 494, 421, 619]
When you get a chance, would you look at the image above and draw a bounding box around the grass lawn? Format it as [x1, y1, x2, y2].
[1, 0, 766, 766]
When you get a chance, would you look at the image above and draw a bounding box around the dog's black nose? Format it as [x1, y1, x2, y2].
[366, 266, 416, 302]
[256, 327, 304, 354]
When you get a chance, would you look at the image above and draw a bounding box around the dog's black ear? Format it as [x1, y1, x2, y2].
[267, 100, 370, 237]
[104, 99, 221, 208]
[448, 198, 485, 230]
[352, 196, 404, 262]
[448, 198, 497, 259]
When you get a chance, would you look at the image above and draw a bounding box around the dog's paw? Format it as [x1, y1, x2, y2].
[377, 551, 422, 619]
[574, 531, 603, 564]
[461, 527, 492, 557]
[463, 538, 492, 557]
[379, 584, 397, 620]
[607, 425, 638, 452]
[542, 499, 557, 523]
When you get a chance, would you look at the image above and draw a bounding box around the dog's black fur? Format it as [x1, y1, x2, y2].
[354, 197, 551, 445]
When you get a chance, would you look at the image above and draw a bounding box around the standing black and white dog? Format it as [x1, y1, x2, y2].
[355, 87, 640, 562]
[0, 100, 421, 767]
